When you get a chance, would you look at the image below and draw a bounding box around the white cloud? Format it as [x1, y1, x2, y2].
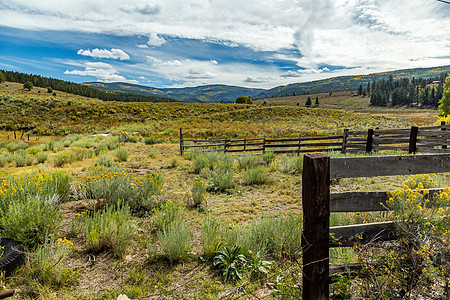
[147, 32, 166, 47]
[64, 61, 138, 83]
[244, 76, 272, 83]
[120, 3, 160, 15]
[77, 48, 130, 60]
[137, 44, 149, 49]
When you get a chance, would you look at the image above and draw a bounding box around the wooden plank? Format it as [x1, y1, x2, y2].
[182, 138, 226, 142]
[226, 142, 263, 147]
[330, 188, 446, 212]
[374, 129, 410, 135]
[183, 143, 226, 148]
[372, 137, 410, 144]
[330, 153, 450, 179]
[226, 148, 263, 153]
[417, 140, 449, 147]
[265, 137, 299, 143]
[330, 221, 397, 247]
[347, 137, 367, 142]
[302, 154, 330, 300]
[416, 147, 450, 153]
[418, 131, 450, 138]
[375, 146, 408, 151]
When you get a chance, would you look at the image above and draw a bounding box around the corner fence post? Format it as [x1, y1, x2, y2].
[179, 128, 183, 156]
[341, 129, 348, 154]
[302, 153, 330, 300]
[409, 126, 418, 154]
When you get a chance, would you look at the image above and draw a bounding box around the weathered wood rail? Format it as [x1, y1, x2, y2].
[179, 122, 449, 155]
[301, 153, 450, 299]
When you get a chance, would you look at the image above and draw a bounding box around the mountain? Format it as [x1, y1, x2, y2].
[84, 82, 265, 103]
[254, 65, 450, 99]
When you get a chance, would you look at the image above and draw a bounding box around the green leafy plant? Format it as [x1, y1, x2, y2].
[157, 220, 192, 263]
[213, 245, 248, 282]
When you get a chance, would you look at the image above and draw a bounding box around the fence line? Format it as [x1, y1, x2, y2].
[179, 121, 449, 155]
[301, 153, 450, 299]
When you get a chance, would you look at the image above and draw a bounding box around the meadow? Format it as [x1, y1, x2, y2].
[0, 83, 449, 299]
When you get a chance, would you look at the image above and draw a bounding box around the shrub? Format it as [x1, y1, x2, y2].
[143, 136, 164, 145]
[114, 148, 129, 162]
[192, 154, 209, 174]
[0, 194, 63, 249]
[280, 155, 303, 174]
[96, 155, 114, 167]
[36, 152, 48, 164]
[157, 220, 192, 263]
[261, 151, 275, 164]
[71, 167, 163, 213]
[238, 154, 260, 170]
[25, 155, 34, 166]
[191, 179, 207, 207]
[242, 166, 270, 185]
[6, 141, 29, 152]
[75, 203, 136, 259]
[207, 170, 234, 193]
[94, 144, 108, 156]
[13, 153, 26, 167]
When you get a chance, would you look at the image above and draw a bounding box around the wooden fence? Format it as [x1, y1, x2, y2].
[179, 122, 449, 155]
[301, 153, 450, 299]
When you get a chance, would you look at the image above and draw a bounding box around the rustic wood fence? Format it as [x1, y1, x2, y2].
[301, 153, 450, 299]
[179, 122, 449, 155]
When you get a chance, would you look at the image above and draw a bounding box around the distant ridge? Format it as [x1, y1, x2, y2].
[84, 82, 265, 103]
[255, 65, 450, 99]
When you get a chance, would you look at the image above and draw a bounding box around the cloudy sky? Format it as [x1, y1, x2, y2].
[1, 0, 450, 89]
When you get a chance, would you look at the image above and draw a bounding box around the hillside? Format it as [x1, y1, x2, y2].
[255, 65, 450, 98]
[84, 82, 265, 103]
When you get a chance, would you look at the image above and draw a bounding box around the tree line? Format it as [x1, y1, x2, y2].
[0, 70, 176, 103]
[362, 72, 448, 107]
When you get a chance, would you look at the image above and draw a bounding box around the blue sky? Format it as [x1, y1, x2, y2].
[1, 0, 450, 89]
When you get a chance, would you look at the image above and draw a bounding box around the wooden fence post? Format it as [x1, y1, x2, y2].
[14, 131, 16, 139]
[243, 138, 247, 152]
[302, 153, 330, 300]
[366, 129, 374, 153]
[262, 136, 266, 153]
[297, 136, 302, 156]
[442, 121, 447, 150]
[341, 129, 348, 154]
[224, 138, 229, 152]
[179, 128, 184, 156]
[409, 126, 418, 154]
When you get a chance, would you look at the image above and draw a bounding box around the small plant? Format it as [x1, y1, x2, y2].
[13, 153, 26, 167]
[242, 166, 270, 185]
[114, 148, 129, 162]
[157, 220, 193, 263]
[261, 151, 275, 164]
[24, 236, 77, 288]
[96, 155, 114, 167]
[213, 245, 248, 282]
[191, 179, 207, 207]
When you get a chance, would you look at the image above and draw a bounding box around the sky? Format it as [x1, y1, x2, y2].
[1, 0, 450, 89]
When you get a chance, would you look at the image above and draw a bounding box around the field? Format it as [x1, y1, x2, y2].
[0, 83, 449, 299]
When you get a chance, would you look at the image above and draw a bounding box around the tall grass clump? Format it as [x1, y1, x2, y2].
[207, 170, 234, 192]
[242, 166, 270, 185]
[201, 216, 221, 259]
[261, 151, 275, 164]
[280, 154, 303, 174]
[155, 200, 192, 263]
[74, 203, 136, 259]
[0, 194, 63, 249]
[23, 236, 77, 288]
[157, 220, 193, 263]
[71, 167, 163, 213]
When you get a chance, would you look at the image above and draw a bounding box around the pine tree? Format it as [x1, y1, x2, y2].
[315, 96, 319, 106]
[305, 97, 312, 107]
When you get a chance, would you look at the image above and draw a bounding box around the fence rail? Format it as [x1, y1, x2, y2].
[301, 153, 450, 299]
[179, 122, 449, 155]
